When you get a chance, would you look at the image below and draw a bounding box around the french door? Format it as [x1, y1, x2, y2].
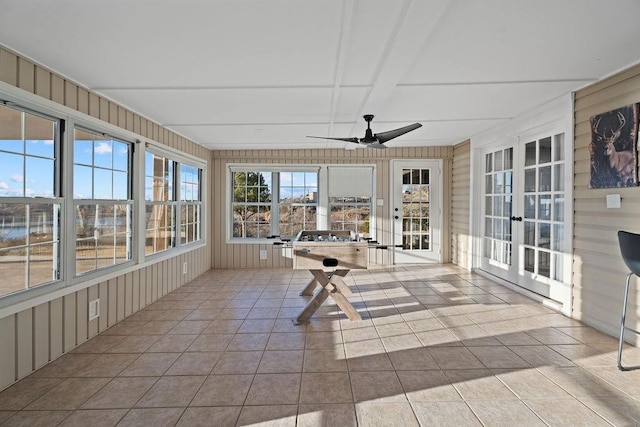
[392, 160, 442, 263]
[480, 133, 571, 307]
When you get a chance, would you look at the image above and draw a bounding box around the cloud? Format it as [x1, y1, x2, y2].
[0, 182, 8, 189]
[10, 174, 23, 183]
[95, 142, 112, 154]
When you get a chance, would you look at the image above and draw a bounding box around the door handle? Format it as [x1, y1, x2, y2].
[394, 216, 399, 220]
[510, 216, 522, 222]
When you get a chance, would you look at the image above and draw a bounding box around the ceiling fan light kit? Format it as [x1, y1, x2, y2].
[307, 114, 422, 149]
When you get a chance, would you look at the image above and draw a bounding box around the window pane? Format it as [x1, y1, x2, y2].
[26, 156, 54, 197]
[94, 169, 112, 199]
[74, 139, 93, 166]
[554, 164, 564, 191]
[525, 141, 536, 166]
[113, 141, 129, 171]
[74, 165, 93, 199]
[0, 247, 26, 295]
[93, 139, 113, 169]
[113, 171, 128, 200]
[0, 151, 25, 197]
[539, 137, 552, 163]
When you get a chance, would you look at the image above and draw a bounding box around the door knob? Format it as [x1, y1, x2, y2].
[394, 216, 399, 220]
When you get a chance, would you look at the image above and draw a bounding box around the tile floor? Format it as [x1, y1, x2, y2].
[2, 264, 640, 426]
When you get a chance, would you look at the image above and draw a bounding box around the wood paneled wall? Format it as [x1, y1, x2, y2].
[0, 47, 212, 390]
[451, 140, 471, 269]
[211, 147, 454, 268]
[573, 63, 640, 339]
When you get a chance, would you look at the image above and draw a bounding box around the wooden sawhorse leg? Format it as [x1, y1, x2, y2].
[294, 269, 361, 324]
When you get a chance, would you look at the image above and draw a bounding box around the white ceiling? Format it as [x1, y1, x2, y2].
[2, 0, 640, 150]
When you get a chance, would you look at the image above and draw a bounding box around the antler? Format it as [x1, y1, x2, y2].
[592, 111, 626, 142]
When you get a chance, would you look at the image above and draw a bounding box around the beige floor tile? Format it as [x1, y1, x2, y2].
[493, 369, 572, 399]
[184, 309, 222, 320]
[213, 351, 263, 374]
[227, 333, 270, 351]
[26, 377, 110, 410]
[146, 334, 198, 353]
[191, 374, 253, 406]
[272, 319, 307, 333]
[525, 398, 610, 426]
[132, 320, 179, 335]
[413, 401, 482, 426]
[57, 408, 128, 426]
[168, 320, 211, 335]
[428, 347, 485, 370]
[467, 399, 545, 426]
[266, 332, 306, 350]
[388, 347, 439, 370]
[101, 320, 147, 336]
[177, 406, 241, 427]
[73, 353, 139, 377]
[586, 366, 640, 397]
[118, 353, 180, 376]
[444, 369, 518, 400]
[350, 371, 406, 403]
[135, 376, 205, 408]
[1, 410, 71, 427]
[81, 377, 157, 409]
[237, 404, 297, 426]
[300, 372, 353, 404]
[0, 411, 16, 424]
[117, 408, 185, 427]
[31, 353, 98, 378]
[217, 307, 251, 319]
[0, 377, 62, 410]
[104, 335, 160, 353]
[355, 402, 419, 427]
[70, 335, 125, 354]
[397, 370, 461, 402]
[258, 350, 304, 373]
[201, 319, 244, 334]
[305, 331, 343, 349]
[380, 333, 423, 351]
[507, 344, 575, 367]
[165, 352, 221, 375]
[239, 319, 276, 333]
[298, 403, 357, 427]
[549, 344, 616, 366]
[579, 396, 640, 426]
[303, 348, 347, 372]
[187, 333, 234, 352]
[525, 327, 582, 345]
[467, 346, 530, 369]
[538, 366, 625, 398]
[245, 373, 301, 405]
[414, 329, 462, 347]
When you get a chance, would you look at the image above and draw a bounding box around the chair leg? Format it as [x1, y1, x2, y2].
[618, 272, 634, 371]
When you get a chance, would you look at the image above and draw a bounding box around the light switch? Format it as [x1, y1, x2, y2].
[606, 194, 621, 209]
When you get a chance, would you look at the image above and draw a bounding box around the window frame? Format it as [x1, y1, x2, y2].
[0, 87, 207, 308]
[0, 102, 63, 296]
[227, 164, 375, 243]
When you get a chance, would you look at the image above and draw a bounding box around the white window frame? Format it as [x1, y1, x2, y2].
[227, 164, 376, 243]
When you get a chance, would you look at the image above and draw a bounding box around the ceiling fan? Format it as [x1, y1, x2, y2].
[307, 114, 422, 149]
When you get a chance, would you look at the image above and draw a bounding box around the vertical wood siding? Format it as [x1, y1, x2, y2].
[573, 63, 640, 338]
[211, 147, 455, 268]
[452, 140, 471, 269]
[0, 47, 213, 390]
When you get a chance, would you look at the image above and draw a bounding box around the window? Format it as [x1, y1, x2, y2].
[179, 163, 202, 245]
[328, 166, 373, 237]
[145, 152, 204, 254]
[278, 172, 317, 237]
[0, 103, 61, 297]
[73, 127, 132, 275]
[145, 152, 175, 254]
[231, 169, 318, 239]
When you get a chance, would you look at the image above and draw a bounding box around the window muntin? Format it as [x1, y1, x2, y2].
[0, 104, 61, 298]
[73, 127, 132, 275]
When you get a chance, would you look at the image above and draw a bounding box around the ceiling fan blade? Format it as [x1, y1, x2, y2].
[375, 123, 422, 144]
[307, 136, 359, 144]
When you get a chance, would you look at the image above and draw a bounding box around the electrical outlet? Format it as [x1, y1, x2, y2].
[183, 261, 188, 274]
[88, 299, 100, 321]
[260, 249, 268, 260]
